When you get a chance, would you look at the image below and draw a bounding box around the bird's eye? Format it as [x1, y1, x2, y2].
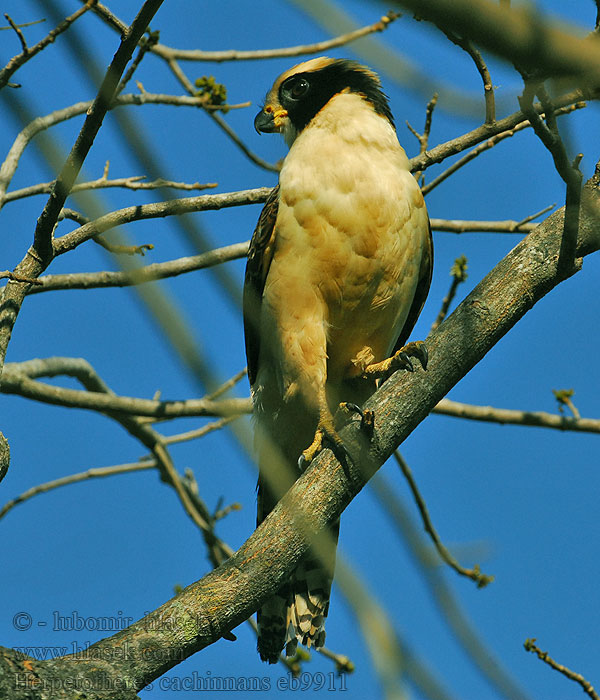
[289, 78, 309, 99]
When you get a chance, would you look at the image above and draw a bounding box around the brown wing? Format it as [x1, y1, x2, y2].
[392, 218, 433, 352]
[243, 185, 280, 386]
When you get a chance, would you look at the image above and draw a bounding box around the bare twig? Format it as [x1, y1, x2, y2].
[371, 472, 529, 700]
[0, 460, 156, 522]
[5, 174, 217, 203]
[0, 18, 46, 31]
[116, 29, 158, 95]
[393, 452, 493, 588]
[206, 368, 248, 401]
[0, 365, 252, 419]
[163, 416, 239, 446]
[518, 82, 583, 276]
[412, 91, 586, 176]
[421, 100, 585, 196]
[430, 219, 535, 234]
[164, 56, 279, 172]
[0, 93, 249, 207]
[316, 646, 355, 673]
[524, 639, 599, 700]
[433, 398, 599, 434]
[30, 241, 250, 294]
[52, 188, 270, 256]
[92, 237, 154, 257]
[438, 28, 495, 123]
[209, 110, 279, 172]
[552, 389, 581, 420]
[212, 501, 242, 522]
[513, 203, 555, 228]
[430, 255, 468, 332]
[0, 1, 96, 90]
[407, 93, 438, 183]
[92, 4, 401, 62]
[58, 207, 88, 226]
[4, 13, 28, 52]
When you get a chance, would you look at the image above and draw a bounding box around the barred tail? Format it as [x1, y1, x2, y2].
[257, 522, 340, 663]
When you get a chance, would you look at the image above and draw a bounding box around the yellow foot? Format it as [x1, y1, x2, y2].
[300, 403, 350, 470]
[363, 340, 428, 379]
[301, 428, 325, 466]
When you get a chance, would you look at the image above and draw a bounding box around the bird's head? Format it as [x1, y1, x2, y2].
[254, 57, 394, 146]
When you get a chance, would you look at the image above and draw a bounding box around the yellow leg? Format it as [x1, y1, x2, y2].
[301, 394, 346, 467]
[363, 340, 428, 379]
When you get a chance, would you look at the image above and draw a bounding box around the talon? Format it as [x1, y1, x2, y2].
[407, 340, 428, 370]
[360, 409, 375, 435]
[337, 402, 374, 435]
[397, 352, 414, 372]
[336, 402, 362, 428]
[363, 340, 428, 379]
[297, 453, 308, 472]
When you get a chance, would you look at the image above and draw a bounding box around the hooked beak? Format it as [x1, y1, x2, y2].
[254, 105, 288, 134]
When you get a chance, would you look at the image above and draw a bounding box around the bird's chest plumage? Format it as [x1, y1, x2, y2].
[263, 102, 428, 384]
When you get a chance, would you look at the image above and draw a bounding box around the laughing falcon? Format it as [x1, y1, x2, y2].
[243, 57, 432, 663]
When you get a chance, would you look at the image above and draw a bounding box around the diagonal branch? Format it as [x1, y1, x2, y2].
[524, 638, 599, 700]
[32, 0, 166, 263]
[392, 452, 493, 588]
[412, 90, 586, 175]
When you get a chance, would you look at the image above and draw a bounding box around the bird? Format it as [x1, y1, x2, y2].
[243, 57, 433, 663]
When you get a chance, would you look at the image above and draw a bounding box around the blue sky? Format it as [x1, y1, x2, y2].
[1, 1, 599, 699]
